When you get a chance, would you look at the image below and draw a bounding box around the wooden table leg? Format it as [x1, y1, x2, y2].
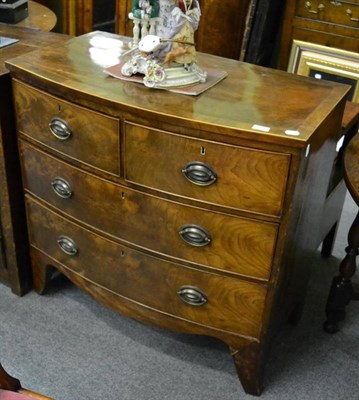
[30, 248, 55, 295]
[324, 210, 359, 333]
[229, 341, 264, 396]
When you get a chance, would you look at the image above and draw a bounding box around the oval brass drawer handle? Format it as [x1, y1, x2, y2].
[177, 286, 208, 306]
[179, 224, 211, 247]
[57, 235, 78, 256]
[305, 1, 325, 14]
[49, 117, 72, 140]
[51, 177, 73, 199]
[182, 161, 217, 186]
[346, 9, 359, 22]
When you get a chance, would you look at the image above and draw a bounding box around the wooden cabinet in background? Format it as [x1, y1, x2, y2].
[46, 0, 289, 62]
[278, 0, 359, 70]
[6, 32, 349, 395]
[59, 0, 254, 59]
[120, 0, 254, 59]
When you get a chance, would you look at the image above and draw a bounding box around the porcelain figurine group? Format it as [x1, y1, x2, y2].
[122, 0, 207, 88]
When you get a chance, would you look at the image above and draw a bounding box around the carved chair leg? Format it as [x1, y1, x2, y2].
[324, 211, 359, 333]
[229, 342, 264, 396]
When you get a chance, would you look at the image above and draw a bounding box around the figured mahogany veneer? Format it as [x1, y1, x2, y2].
[27, 198, 267, 338]
[19, 140, 277, 280]
[14, 81, 119, 174]
[124, 122, 290, 216]
[6, 32, 350, 395]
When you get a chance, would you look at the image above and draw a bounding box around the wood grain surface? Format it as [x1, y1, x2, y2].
[5, 32, 350, 146]
[13, 80, 120, 174]
[124, 121, 290, 216]
[7, 31, 351, 395]
[15, 1, 57, 32]
[27, 197, 267, 338]
[19, 140, 277, 281]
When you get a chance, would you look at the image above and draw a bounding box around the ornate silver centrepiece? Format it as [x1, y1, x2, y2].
[121, 0, 207, 89]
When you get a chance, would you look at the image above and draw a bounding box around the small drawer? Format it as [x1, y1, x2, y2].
[13, 80, 120, 174]
[27, 198, 267, 339]
[124, 122, 290, 216]
[20, 141, 278, 281]
[296, 1, 359, 28]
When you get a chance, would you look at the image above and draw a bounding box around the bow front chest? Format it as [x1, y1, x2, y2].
[6, 32, 349, 395]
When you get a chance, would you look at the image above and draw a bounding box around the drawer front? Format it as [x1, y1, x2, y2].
[13, 80, 120, 174]
[20, 141, 278, 280]
[296, 1, 359, 28]
[27, 198, 267, 338]
[124, 122, 290, 216]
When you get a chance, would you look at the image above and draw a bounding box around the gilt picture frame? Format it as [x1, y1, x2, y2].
[287, 40, 359, 103]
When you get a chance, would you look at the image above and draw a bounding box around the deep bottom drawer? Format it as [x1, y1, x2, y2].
[27, 197, 268, 339]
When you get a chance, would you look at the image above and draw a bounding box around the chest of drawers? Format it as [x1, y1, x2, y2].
[5, 32, 349, 395]
[0, 25, 69, 295]
[278, 0, 359, 70]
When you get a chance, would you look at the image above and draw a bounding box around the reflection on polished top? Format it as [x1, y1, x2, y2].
[5, 31, 350, 145]
[0, 25, 70, 76]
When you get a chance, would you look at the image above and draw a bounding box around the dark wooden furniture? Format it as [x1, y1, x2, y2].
[0, 362, 54, 399]
[276, 0, 359, 257]
[0, 25, 69, 295]
[320, 102, 359, 259]
[14, 1, 57, 32]
[277, 0, 359, 70]
[60, 0, 253, 59]
[60, 0, 93, 36]
[6, 31, 349, 395]
[324, 103, 359, 333]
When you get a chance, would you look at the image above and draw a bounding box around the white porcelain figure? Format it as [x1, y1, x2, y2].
[122, 0, 207, 89]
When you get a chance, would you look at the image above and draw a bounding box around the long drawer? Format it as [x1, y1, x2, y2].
[13, 80, 120, 174]
[124, 122, 290, 216]
[27, 198, 267, 339]
[20, 140, 278, 281]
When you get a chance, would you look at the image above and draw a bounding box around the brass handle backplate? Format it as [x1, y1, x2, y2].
[177, 286, 208, 306]
[57, 235, 78, 256]
[346, 9, 359, 22]
[49, 117, 72, 140]
[51, 177, 73, 199]
[179, 224, 211, 247]
[182, 161, 217, 186]
[305, 1, 325, 13]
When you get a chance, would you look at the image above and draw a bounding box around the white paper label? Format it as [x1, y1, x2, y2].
[251, 124, 271, 132]
[285, 130, 300, 136]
